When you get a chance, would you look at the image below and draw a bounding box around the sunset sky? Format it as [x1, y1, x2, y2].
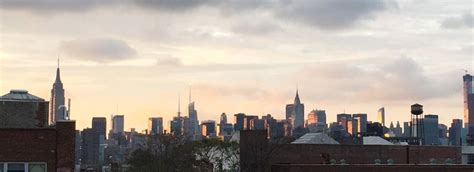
[0, 0, 473, 131]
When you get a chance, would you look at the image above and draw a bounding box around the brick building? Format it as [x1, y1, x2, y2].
[240, 130, 470, 172]
[0, 120, 76, 172]
[0, 90, 49, 128]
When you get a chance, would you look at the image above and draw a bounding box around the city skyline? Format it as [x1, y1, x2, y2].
[1, 0, 472, 131]
[0, 71, 470, 132]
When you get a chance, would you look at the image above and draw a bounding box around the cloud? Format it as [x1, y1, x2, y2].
[0, 0, 115, 13]
[2, 0, 395, 30]
[297, 57, 458, 102]
[275, 0, 394, 30]
[231, 20, 281, 35]
[59, 38, 137, 63]
[156, 56, 183, 66]
[441, 12, 473, 29]
[133, 0, 213, 12]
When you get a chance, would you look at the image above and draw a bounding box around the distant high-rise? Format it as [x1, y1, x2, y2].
[188, 90, 200, 140]
[347, 119, 358, 136]
[81, 128, 99, 167]
[50, 59, 65, 124]
[464, 74, 474, 145]
[306, 109, 326, 126]
[403, 122, 411, 137]
[111, 115, 124, 134]
[423, 114, 440, 145]
[92, 117, 107, 140]
[286, 90, 305, 130]
[449, 119, 463, 146]
[393, 121, 403, 137]
[337, 113, 352, 133]
[234, 113, 246, 131]
[353, 113, 367, 134]
[243, 115, 258, 130]
[148, 117, 163, 135]
[439, 124, 448, 145]
[377, 107, 385, 127]
[217, 113, 233, 137]
[201, 120, 216, 137]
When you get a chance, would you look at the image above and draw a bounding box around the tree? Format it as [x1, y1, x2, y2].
[127, 135, 239, 172]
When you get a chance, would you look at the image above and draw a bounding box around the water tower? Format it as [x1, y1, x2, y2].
[410, 103, 424, 145]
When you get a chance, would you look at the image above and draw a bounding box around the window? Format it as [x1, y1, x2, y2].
[7, 163, 24, 172]
[28, 163, 46, 172]
[0, 163, 4, 172]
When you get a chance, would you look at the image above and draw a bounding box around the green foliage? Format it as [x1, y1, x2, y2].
[127, 135, 239, 172]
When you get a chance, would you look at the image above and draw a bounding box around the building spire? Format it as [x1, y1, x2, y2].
[294, 87, 301, 104]
[55, 56, 61, 83]
[178, 93, 181, 117]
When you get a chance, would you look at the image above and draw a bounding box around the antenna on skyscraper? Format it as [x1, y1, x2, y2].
[178, 93, 181, 117]
[67, 98, 71, 120]
[189, 87, 192, 104]
[57, 54, 59, 68]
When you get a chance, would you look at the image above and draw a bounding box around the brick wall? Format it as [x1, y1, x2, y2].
[271, 164, 474, 172]
[0, 121, 76, 172]
[240, 130, 464, 172]
[0, 128, 57, 172]
[56, 121, 76, 172]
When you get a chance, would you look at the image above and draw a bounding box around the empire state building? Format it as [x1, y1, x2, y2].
[50, 60, 65, 124]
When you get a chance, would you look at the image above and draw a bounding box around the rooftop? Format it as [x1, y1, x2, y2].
[291, 133, 340, 144]
[0, 89, 45, 102]
[363, 136, 394, 145]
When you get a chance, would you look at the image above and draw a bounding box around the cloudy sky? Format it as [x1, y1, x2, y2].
[0, 0, 472, 131]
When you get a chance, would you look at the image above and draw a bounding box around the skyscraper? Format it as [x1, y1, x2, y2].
[449, 119, 463, 146]
[50, 60, 65, 124]
[81, 128, 99, 168]
[217, 113, 233, 137]
[234, 113, 246, 131]
[423, 114, 440, 145]
[92, 117, 107, 140]
[188, 91, 200, 140]
[403, 122, 411, 137]
[377, 107, 385, 127]
[337, 113, 352, 133]
[148, 117, 163, 135]
[353, 113, 367, 134]
[306, 109, 326, 125]
[286, 90, 304, 130]
[201, 120, 216, 137]
[112, 115, 124, 134]
[393, 121, 403, 137]
[464, 74, 474, 145]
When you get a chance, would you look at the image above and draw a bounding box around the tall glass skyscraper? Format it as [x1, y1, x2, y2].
[464, 74, 474, 145]
[377, 107, 385, 127]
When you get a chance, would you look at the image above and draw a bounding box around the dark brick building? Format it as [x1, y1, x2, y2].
[0, 120, 76, 172]
[0, 90, 49, 128]
[240, 130, 470, 172]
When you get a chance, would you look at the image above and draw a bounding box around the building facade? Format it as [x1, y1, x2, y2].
[0, 90, 49, 128]
[450, 119, 463, 146]
[148, 117, 163, 135]
[111, 115, 124, 134]
[286, 90, 304, 130]
[377, 107, 385, 127]
[424, 115, 440, 145]
[0, 121, 76, 172]
[464, 74, 474, 146]
[50, 63, 65, 124]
